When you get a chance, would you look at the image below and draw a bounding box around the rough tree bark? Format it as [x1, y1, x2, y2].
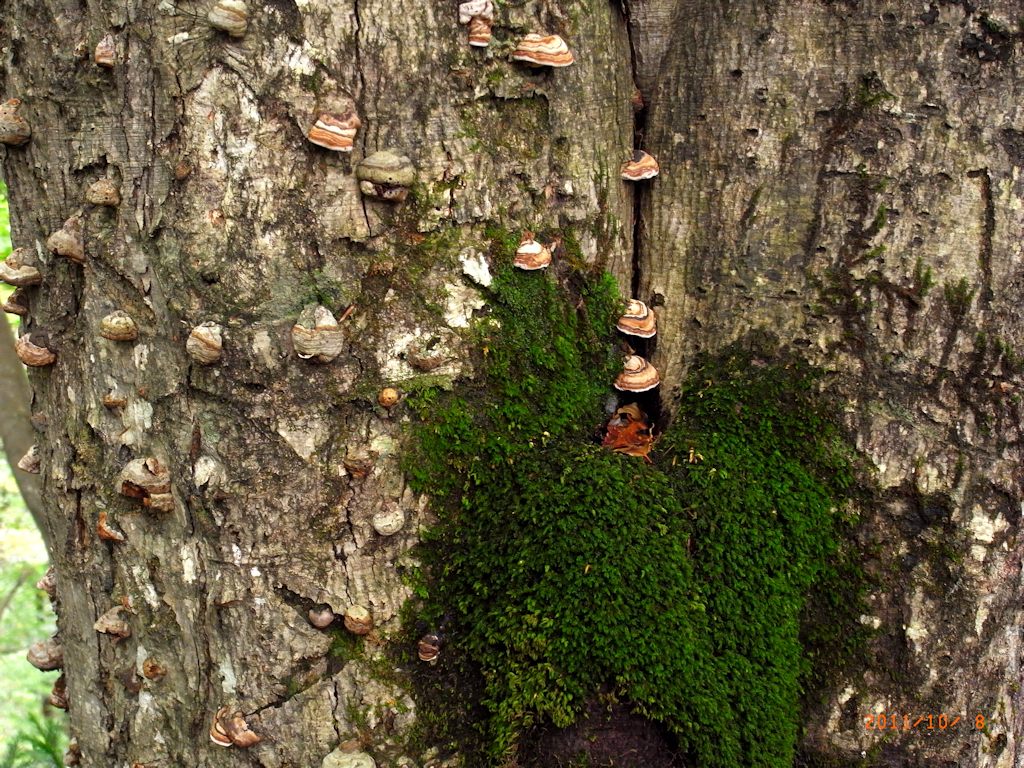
[2, 0, 1023, 766]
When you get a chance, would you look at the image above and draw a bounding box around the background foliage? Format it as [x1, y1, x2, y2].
[408, 238, 862, 767]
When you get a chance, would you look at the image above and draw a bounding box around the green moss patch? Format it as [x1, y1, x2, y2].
[407, 253, 861, 767]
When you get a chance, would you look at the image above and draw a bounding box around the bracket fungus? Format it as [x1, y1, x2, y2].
[0, 99, 31, 146]
[458, 0, 494, 46]
[614, 355, 660, 392]
[355, 150, 416, 202]
[616, 299, 657, 338]
[511, 34, 574, 67]
[93, 605, 131, 640]
[0, 248, 42, 286]
[49, 675, 68, 710]
[307, 111, 361, 152]
[16, 444, 41, 474]
[292, 305, 346, 363]
[513, 231, 551, 270]
[186, 322, 223, 365]
[94, 34, 116, 67]
[26, 637, 63, 671]
[208, 0, 248, 37]
[210, 706, 262, 748]
[3, 288, 29, 315]
[119, 457, 173, 513]
[621, 149, 659, 181]
[97, 511, 126, 542]
[418, 631, 445, 665]
[85, 179, 120, 206]
[36, 567, 56, 599]
[343, 605, 373, 635]
[15, 334, 56, 367]
[99, 311, 138, 341]
[45, 216, 85, 263]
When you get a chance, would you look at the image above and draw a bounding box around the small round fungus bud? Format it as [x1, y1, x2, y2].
[378, 387, 400, 407]
[418, 632, 445, 665]
[307, 111, 361, 152]
[208, 0, 248, 37]
[512, 34, 574, 67]
[0, 99, 31, 146]
[621, 149, 659, 181]
[309, 606, 336, 628]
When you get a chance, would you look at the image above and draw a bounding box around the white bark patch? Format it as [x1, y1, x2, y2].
[459, 248, 492, 287]
[969, 506, 1002, 543]
[904, 588, 929, 653]
[194, 456, 226, 488]
[119, 400, 154, 447]
[277, 416, 328, 461]
[443, 281, 485, 328]
[217, 658, 238, 694]
[252, 329, 280, 369]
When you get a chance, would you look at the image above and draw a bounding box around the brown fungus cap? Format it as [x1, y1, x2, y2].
[307, 111, 361, 152]
[512, 34, 574, 67]
[616, 299, 657, 338]
[621, 149, 659, 181]
[614, 355, 660, 392]
[513, 231, 551, 270]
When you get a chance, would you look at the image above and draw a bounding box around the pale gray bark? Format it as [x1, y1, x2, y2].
[4, 0, 1024, 766]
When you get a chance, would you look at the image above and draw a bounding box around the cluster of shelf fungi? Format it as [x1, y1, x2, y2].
[1, 0, 665, 762]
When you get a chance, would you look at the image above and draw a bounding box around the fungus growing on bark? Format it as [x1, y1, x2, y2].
[26, 637, 63, 670]
[613, 355, 660, 392]
[186, 322, 223, 364]
[511, 34, 574, 67]
[418, 631, 444, 665]
[3, 288, 29, 315]
[292, 305, 345, 363]
[15, 334, 56, 366]
[93, 605, 131, 640]
[16, 444, 41, 473]
[621, 150, 659, 181]
[344, 605, 373, 635]
[97, 511, 126, 542]
[118, 458, 174, 513]
[458, 0, 494, 46]
[210, 706, 262, 747]
[49, 675, 68, 710]
[45, 216, 85, 263]
[0, 99, 31, 146]
[0, 248, 42, 286]
[355, 150, 416, 202]
[208, 0, 248, 37]
[306, 111, 361, 152]
[616, 299, 657, 338]
[513, 231, 551, 270]
[99, 311, 138, 341]
[85, 179, 120, 206]
[94, 34, 116, 67]
[308, 607, 336, 628]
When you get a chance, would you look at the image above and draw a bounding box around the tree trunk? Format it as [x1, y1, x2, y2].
[2, 0, 1023, 766]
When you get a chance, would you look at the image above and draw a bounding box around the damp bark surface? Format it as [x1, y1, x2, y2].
[1, 0, 1023, 766]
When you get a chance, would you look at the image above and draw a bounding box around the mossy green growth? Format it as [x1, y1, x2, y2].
[408, 257, 858, 767]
